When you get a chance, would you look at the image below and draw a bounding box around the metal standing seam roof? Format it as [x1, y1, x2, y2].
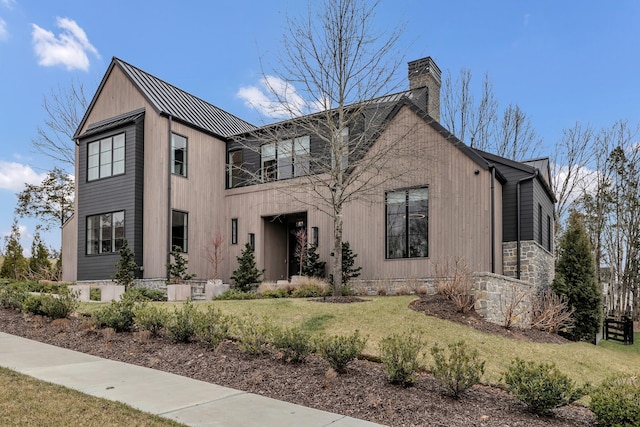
[114, 58, 256, 138]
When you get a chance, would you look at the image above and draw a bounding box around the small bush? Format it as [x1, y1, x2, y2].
[133, 304, 170, 336]
[261, 288, 290, 299]
[316, 330, 367, 373]
[166, 300, 200, 343]
[0, 283, 28, 310]
[271, 325, 313, 363]
[502, 358, 583, 414]
[292, 283, 328, 298]
[590, 374, 640, 427]
[435, 258, 475, 313]
[89, 288, 101, 301]
[380, 331, 425, 386]
[22, 294, 44, 315]
[233, 315, 273, 355]
[214, 289, 260, 300]
[430, 340, 485, 398]
[94, 294, 137, 332]
[39, 288, 78, 319]
[127, 288, 167, 302]
[194, 306, 231, 349]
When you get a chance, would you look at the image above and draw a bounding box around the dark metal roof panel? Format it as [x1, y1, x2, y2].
[115, 58, 256, 137]
[80, 108, 145, 139]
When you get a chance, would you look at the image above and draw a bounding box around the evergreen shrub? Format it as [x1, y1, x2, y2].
[430, 340, 485, 398]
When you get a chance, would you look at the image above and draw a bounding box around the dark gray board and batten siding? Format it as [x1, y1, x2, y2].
[76, 117, 144, 280]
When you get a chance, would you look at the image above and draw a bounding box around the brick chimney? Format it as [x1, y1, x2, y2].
[408, 57, 441, 121]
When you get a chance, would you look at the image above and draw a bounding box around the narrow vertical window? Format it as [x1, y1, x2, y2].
[311, 226, 319, 246]
[228, 149, 243, 188]
[547, 215, 552, 252]
[171, 210, 188, 252]
[231, 218, 238, 245]
[171, 133, 187, 177]
[261, 143, 276, 181]
[538, 204, 543, 245]
[248, 233, 255, 251]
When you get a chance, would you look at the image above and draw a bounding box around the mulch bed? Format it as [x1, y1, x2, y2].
[0, 295, 596, 426]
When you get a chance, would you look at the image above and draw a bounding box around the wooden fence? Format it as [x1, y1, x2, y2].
[603, 317, 634, 345]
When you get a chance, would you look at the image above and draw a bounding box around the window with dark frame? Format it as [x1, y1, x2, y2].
[385, 187, 429, 259]
[87, 133, 125, 181]
[538, 204, 543, 245]
[312, 227, 319, 246]
[547, 215, 552, 252]
[171, 133, 187, 177]
[260, 136, 310, 181]
[86, 211, 124, 255]
[231, 218, 238, 245]
[228, 149, 243, 188]
[171, 210, 188, 252]
[248, 233, 255, 251]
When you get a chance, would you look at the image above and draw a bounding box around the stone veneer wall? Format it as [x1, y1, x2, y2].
[502, 240, 554, 288]
[473, 272, 532, 328]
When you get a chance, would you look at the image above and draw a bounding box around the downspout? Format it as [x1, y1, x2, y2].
[489, 165, 496, 274]
[516, 170, 538, 279]
[167, 115, 173, 281]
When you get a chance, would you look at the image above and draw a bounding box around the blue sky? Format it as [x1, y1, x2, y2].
[1, 0, 639, 255]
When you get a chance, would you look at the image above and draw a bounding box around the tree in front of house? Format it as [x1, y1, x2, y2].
[330, 242, 362, 289]
[303, 244, 326, 278]
[113, 240, 139, 291]
[1, 219, 28, 281]
[29, 227, 52, 280]
[552, 210, 602, 341]
[231, 243, 264, 292]
[167, 246, 195, 284]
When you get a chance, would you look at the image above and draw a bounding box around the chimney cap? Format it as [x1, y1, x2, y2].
[408, 56, 441, 85]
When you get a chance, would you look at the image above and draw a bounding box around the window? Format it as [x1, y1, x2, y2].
[231, 218, 238, 245]
[547, 215, 552, 252]
[248, 233, 255, 251]
[87, 133, 125, 181]
[385, 188, 429, 259]
[261, 136, 310, 181]
[538, 204, 543, 245]
[228, 149, 243, 188]
[86, 211, 124, 254]
[171, 210, 188, 252]
[171, 133, 187, 176]
[311, 226, 319, 246]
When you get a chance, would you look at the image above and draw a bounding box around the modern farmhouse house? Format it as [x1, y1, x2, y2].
[61, 56, 555, 292]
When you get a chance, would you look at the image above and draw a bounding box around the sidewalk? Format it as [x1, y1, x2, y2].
[0, 332, 383, 427]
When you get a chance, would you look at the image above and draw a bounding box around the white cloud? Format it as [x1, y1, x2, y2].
[237, 75, 320, 119]
[0, 17, 8, 41]
[32, 17, 99, 71]
[0, 0, 16, 9]
[0, 161, 47, 192]
[523, 13, 531, 27]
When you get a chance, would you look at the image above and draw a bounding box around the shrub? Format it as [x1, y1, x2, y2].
[302, 244, 326, 278]
[39, 288, 78, 319]
[271, 325, 313, 363]
[22, 294, 44, 315]
[167, 246, 196, 283]
[590, 374, 640, 427]
[430, 340, 485, 398]
[127, 288, 167, 302]
[380, 331, 425, 386]
[0, 283, 28, 310]
[530, 286, 575, 333]
[194, 306, 231, 349]
[502, 358, 583, 414]
[133, 304, 170, 336]
[233, 315, 273, 355]
[292, 283, 328, 298]
[94, 294, 137, 332]
[112, 239, 138, 290]
[214, 289, 260, 300]
[89, 288, 101, 301]
[231, 243, 264, 292]
[166, 300, 200, 343]
[261, 288, 290, 299]
[435, 258, 475, 313]
[316, 330, 367, 373]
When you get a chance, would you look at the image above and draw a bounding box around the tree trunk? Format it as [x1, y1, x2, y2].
[332, 207, 344, 297]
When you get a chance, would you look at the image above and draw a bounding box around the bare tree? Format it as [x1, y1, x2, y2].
[550, 122, 594, 232]
[494, 104, 542, 161]
[203, 232, 225, 279]
[292, 228, 308, 276]
[236, 0, 427, 295]
[32, 79, 89, 170]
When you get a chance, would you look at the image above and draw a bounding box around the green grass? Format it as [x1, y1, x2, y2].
[0, 367, 185, 427]
[78, 296, 639, 386]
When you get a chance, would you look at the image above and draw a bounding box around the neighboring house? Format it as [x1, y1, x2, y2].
[61, 56, 555, 292]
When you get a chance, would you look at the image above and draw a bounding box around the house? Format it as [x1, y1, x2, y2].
[61, 56, 555, 296]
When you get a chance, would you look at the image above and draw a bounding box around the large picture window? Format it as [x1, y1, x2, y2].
[86, 211, 124, 255]
[171, 210, 188, 252]
[171, 133, 187, 177]
[385, 187, 429, 259]
[87, 133, 125, 181]
[261, 136, 310, 181]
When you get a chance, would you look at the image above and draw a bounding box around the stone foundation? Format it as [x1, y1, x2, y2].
[502, 240, 554, 288]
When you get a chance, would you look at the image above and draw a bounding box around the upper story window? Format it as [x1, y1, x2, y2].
[261, 136, 310, 181]
[228, 149, 243, 188]
[87, 133, 125, 181]
[385, 187, 429, 259]
[171, 133, 187, 177]
[86, 211, 124, 255]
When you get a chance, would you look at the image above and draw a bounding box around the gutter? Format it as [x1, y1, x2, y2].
[167, 115, 173, 281]
[516, 169, 538, 279]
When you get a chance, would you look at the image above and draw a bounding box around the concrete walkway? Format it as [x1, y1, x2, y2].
[0, 332, 383, 427]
